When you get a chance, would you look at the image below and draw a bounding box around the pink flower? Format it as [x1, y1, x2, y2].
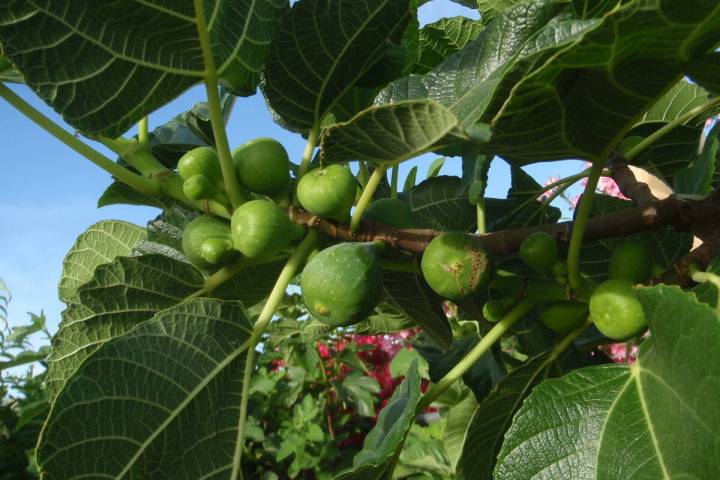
[538, 176, 560, 201]
[597, 176, 628, 200]
[317, 342, 330, 358]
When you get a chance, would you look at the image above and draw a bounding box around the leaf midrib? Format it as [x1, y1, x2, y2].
[114, 338, 252, 479]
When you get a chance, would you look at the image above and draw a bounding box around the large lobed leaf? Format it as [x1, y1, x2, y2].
[334, 360, 422, 478]
[0, 0, 285, 136]
[413, 17, 484, 74]
[485, 0, 720, 163]
[377, 0, 597, 131]
[494, 286, 720, 479]
[38, 299, 255, 479]
[321, 100, 471, 165]
[58, 220, 146, 303]
[262, 0, 412, 132]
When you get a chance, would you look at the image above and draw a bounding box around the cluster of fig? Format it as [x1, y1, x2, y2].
[484, 231, 650, 341]
[180, 139, 303, 268]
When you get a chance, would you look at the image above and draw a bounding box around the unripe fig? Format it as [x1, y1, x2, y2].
[297, 165, 357, 222]
[232, 138, 291, 196]
[538, 301, 588, 333]
[363, 198, 416, 228]
[231, 200, 304, 259]
[608, 243, 652, 284]
[183, 174, 216, 200]
[483, 297, 516, 323]
[300, 242, 383, 327]
[421, 232, 492, 300]
[178, 147, 222, 183]
[519, 232, 559, 272]
[182, 215, 233, 268]
[589, 279, 647, 340]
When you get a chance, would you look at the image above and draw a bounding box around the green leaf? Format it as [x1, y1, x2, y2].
[443, 392, 479, 471]
[571, 0, 625, 18]
[495, 286, 720, 479]
[693, 256, 720, 312]
[0, 53, 23, 83]
[363, 268, 453, 349]
[477, 0, 524, 24]
[675, 122, 719, 196]
[637, 79, 714, 127]
[335, 360, 422, 479]
[686, 52, 720, 95]
[377, 0, 596, 130]
[46, 255, 205, 398]
[400, 176, 476, 232]
[415, 335, 506, 402]
[403, 166, 418, 192]
[321, 100, 467, 165]
[458, 354, 553, 479]
[579, 195, 691, 281]
[486, 0, 720, 163]
[390, 348, 429, 379]
[413, 17, 484, 74]
[340, 374, 381, 418]
[625, 124, 702, 185]
[37, 299, 255, 479]
[58, 221, 146, 303]
[425, 157, 446, 179]
[97, 181, 182, 210]
[262, 0, 411, 132]
[0, 1, 285, 136]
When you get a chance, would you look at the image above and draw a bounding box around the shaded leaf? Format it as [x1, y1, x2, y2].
[362, 268, 452, 349]
[413, 17, 484, 74]
[578, 195, 691, 281]
[263, 0, 411, 132]
[686, 52, 720, 95]
[458, 354, 553, 479]
[485, 0, 720, 163]
[495, 286, 720, 479]
[0, 0, 285, 136]
[38, 299, 255, 479]
[46, 255, 205, 398]
[321, 100, 467, 165]
[58, 221, 146, 303]
[335, 361, 422, 479]
[675, 122, 719, 196]
[97, 181, 181, 210]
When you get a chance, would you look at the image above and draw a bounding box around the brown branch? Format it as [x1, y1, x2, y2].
[609, 154, 657, 206]
[655, 238, 720, 288]
[289, 192, 719, 256]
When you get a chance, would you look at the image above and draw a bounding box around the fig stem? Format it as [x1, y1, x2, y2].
[299, 124, 321, 178]
[194, 0, 247, 210]
[0, 83, 162, 196]
[476, 199, 486, 234]
[688, 262, 720, 290]
[567, 161, 605, 290]
[391, 165, 399, 199]
[350, 165, 387, 233]
[233, 230, 320, 477]
[138, 116, 149, 146]
[417, 300, 535, 412]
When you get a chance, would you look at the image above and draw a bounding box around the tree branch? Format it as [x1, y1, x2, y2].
[288, 191, 720, 257]
[609, 154, 657, 206]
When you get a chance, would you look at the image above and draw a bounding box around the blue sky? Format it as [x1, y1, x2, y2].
[0, 1, 583, 334]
